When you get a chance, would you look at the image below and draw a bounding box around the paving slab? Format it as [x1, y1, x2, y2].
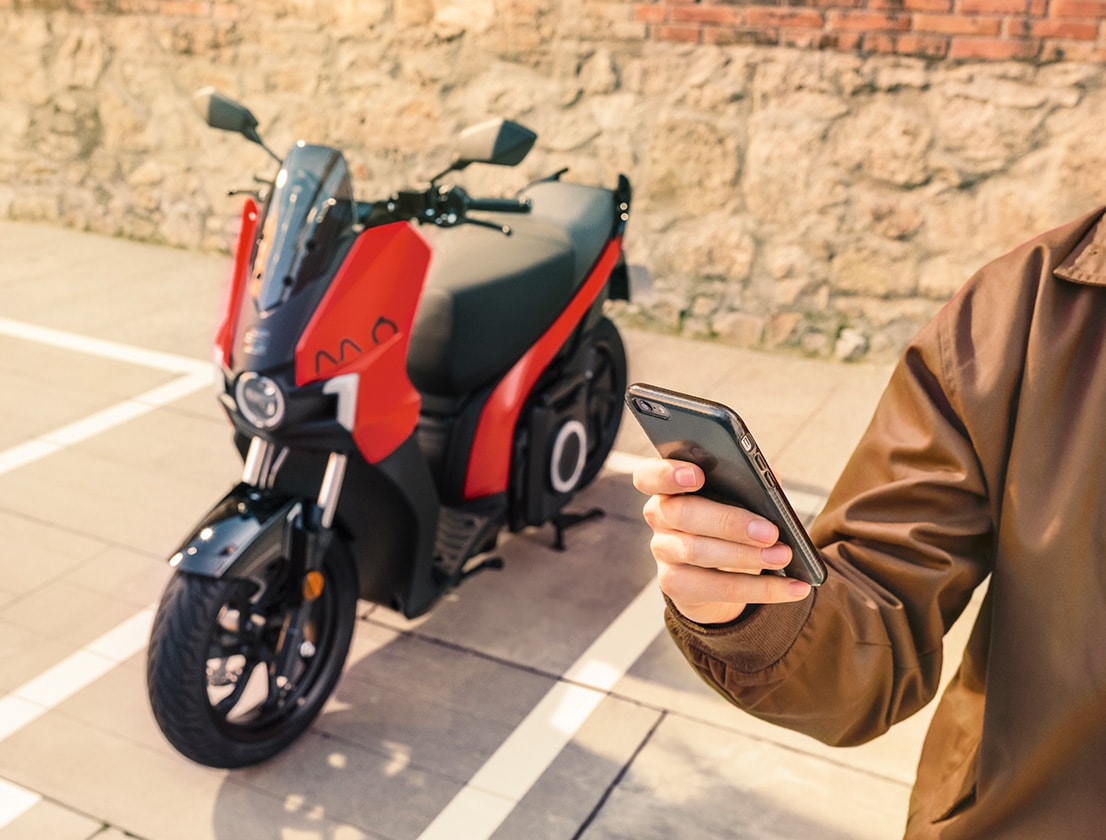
[579, 713, 910, 840]
[0, 794, 102, 840]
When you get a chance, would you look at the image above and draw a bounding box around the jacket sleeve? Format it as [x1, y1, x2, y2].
[665, 289, 998, 747]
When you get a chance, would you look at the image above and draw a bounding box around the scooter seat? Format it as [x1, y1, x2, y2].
[407, 180, 616, 397]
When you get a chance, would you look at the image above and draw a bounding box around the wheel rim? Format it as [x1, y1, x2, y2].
[204, 561, 340, 739]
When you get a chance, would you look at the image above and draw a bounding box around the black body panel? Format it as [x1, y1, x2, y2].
[406, 180, 618, 397]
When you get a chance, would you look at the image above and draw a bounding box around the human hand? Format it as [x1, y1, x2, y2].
[633, 457, 813, 625]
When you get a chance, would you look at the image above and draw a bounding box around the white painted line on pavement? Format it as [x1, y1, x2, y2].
[0, 779, 40, 830]
[0, 316, 209, 375]
[0, 318, 207, 827]
[417, 579, 666, 840]
[0, 609, 156, 828]
[418, 452, 827, 839]
[0, 370, 212, 477]
[0, 609, 154, 741]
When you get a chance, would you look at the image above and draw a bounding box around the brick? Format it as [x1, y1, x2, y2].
[896, 32, 951, 56]
[862, 32, 897, 52]
[703, 25, 780, 44]
[870, 0, 951, 9]
[822, 30, 864, 49]
[747, 6, 823, 27]
[632, 3, 668, 23]
[948, 35, 1040, 59]
[780, 27, 828, 47]
[653, 22, 702, 41]
[1050, 0, 1106, 15]
[1040, 38, 1106, 60]
[912, 13, 1002, 35]
[826, 9, 911, 30]
[959, 0, 1029, 11]
[671, 5, 744, 24]
[1024, 19, 1098, 39]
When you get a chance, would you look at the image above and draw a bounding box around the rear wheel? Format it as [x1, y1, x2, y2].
[577, 315, 627, 489]
[146, 538, 357, 768]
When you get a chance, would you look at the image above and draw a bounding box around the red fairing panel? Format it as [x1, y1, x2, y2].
[463, 236, 623, 499]
[296, 223, 431, 463]
[216, 199, 259, 368]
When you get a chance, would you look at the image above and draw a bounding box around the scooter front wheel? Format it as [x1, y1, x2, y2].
[146, 541, 357, 768]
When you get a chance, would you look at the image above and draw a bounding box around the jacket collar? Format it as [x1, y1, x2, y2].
[1055, 211, 1106, 287]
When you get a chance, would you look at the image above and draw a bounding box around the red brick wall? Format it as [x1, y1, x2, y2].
[631, 0, 1106, 61]
[8, 0, 1105, 63]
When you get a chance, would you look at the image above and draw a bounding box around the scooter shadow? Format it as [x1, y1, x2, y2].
[207, 470, 664, 839]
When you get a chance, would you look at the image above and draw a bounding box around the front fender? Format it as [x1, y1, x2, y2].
[169, 483, 301, 580]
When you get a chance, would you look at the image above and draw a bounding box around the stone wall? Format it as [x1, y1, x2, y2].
[3, 1, 1106, 361]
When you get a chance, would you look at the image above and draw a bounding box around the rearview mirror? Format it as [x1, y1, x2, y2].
[454, 119, 537, 169]
[192, 87, 261, 137]
[192, 87, 280, 163]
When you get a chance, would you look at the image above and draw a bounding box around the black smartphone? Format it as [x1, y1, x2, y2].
[625, 382, 827, 586]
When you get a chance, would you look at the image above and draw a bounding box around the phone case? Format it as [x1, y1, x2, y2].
[625, 382, 827, 586]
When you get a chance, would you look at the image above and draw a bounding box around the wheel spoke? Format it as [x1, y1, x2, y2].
[212, 655, 263, 716]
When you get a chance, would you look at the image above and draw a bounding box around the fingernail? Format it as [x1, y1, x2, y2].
[788, 580, 812, 598]
[674, 467, 698, 488]
[747, 519, 777, 544]
[762, 544, 790, 566]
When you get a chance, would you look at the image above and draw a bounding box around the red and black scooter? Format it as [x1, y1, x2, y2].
[146, 89, 633, 768]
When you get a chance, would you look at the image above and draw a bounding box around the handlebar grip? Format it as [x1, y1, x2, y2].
[466, 197, 532, 214]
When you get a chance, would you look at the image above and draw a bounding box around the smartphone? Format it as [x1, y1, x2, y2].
[625, 382, 827, 586]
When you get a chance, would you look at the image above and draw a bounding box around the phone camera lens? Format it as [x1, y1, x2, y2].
[634, 398, 668, 418]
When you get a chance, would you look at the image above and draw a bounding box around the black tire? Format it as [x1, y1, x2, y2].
[146, 540, 357, 768]
[577, 315, 627, 489]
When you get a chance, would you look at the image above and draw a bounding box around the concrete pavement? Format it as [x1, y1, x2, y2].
[0, 220, 969, 839]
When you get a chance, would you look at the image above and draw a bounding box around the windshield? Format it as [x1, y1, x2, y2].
[251, 143, 355, 312]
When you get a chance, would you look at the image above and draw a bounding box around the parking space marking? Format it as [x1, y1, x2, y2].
[0, 316, 213, 477]
[0, 370, 213, 476]
[0, 779, 40, 830]
[418, 576, 665, 840]
[0, 317, 209, 375]
[0, 317, 205, 829]
[0, 609, 155, 744]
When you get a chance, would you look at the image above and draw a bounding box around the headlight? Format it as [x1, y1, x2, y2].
[235, 372, 286, 429]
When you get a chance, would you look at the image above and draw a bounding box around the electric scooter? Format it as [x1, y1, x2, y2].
[145, 89, 633, 768]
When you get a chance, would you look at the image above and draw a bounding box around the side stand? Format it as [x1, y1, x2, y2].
[550, 507, 605, 551]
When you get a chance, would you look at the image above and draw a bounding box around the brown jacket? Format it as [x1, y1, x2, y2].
[665, 207, 1106, 837]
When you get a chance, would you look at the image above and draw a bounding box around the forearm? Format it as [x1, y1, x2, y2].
[665, 563, 944, 746]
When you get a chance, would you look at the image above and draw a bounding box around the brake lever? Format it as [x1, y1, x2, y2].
[431, 208, 513, 236]
[466, 217, 512, 236]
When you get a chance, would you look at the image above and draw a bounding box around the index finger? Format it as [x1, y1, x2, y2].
[632, 457, 704, 496]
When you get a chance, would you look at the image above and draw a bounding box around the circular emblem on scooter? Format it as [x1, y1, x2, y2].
[550, 419, 587, 494]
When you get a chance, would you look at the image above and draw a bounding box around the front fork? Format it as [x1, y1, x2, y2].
[242, 436, 347, 529]
[242, 437, 349, 686]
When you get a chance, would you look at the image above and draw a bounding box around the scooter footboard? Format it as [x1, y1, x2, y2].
[168, 484, 301, 582]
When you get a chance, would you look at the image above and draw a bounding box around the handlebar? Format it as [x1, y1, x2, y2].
[373, 185, 530, 233]
[466, 196, 532, 214]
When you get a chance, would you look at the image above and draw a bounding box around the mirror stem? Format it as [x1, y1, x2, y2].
[245, 129, 282, 165]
